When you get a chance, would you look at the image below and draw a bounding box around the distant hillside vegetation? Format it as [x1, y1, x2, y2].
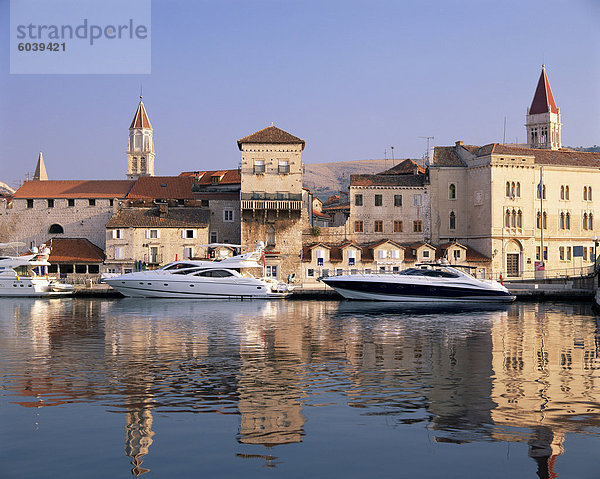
[304, 159, 402, 201]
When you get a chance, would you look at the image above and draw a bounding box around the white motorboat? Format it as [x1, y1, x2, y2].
[321, 263, 515, 303]
[105, 244, 293, 299]
[0, 243, 74, 297]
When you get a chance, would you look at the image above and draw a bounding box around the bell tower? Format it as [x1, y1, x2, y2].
[127, 96, 155, 179]
[526, 65, 561, 150]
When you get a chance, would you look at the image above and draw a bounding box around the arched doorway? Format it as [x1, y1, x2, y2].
[48, 224, 64, 234]
[505, 240, 522, 277]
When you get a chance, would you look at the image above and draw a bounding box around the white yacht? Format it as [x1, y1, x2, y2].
[0, 244, 74, 297]
[321, 263, 515, 303]
[105, 245, 293, 299]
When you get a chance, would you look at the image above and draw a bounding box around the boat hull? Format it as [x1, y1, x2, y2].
[322, 277, 515, 303]
[106, 277, 290, 299]
[0, 278, 73, 297]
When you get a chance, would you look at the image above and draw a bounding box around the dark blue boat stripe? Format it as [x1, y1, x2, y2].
[322, 279, 511, 298]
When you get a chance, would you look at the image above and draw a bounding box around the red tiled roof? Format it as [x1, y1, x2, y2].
[322, 202, 350, 212]
[47, 238, 105, 263]
[529, 66, 558, 115]
[180, 169, 241, 185]
[13, 180, 135, 199]
[379, 159, 425, 175]
[312, 209, 331, 219]
[106, 207, 210, 228]
[433, 147, 466, 167]
[237, 126, 305, 150]
[127, 176, 195, 200]
[323, 194, 340, 206]
[130, 100, 152, 129]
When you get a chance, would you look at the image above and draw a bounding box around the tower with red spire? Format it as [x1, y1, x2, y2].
[127, 96, 155, 179]
[526, 65, 561, 150]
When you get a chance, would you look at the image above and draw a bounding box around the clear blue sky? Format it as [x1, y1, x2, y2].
[1, 0, 599, 187]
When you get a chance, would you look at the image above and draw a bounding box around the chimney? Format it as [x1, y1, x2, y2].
[158, 204, 168, 217]
[455, 141, 464, 147]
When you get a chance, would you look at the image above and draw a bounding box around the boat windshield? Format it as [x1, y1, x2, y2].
[162, 263, 199, 271]
[398, 267, 460, 278]
[193, 269, 235, 277]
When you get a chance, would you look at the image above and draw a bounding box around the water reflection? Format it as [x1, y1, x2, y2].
[1, 298, 600, 477]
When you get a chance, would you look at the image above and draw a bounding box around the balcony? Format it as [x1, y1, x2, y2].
[241, 193, 302, 211]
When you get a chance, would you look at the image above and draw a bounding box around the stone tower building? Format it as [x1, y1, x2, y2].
[127, 97, 155, 179]
[238, 125, 305, 280]
[526, 65, 561, 150]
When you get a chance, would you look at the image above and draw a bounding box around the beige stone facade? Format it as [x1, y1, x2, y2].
[238, 126, 305, 281]
[105, 206, 209, 273]
[431, 143, 600, 278]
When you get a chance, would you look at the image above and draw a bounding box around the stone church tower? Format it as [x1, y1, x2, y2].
[238, 125, 305, 280]
[127, 97, 155, 179]
[526, 65, 561, 150]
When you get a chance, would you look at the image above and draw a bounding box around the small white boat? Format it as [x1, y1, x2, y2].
[105, 244, 293, 299]
[321, 263, 515, 303]
[0, 244, 74, 297]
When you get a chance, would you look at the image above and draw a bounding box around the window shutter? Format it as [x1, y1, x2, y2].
[112, 230, 117, 239]
[146, 230, 150, 239]
[192, 229, 197, 239]
[181, 230, 186, 239]
[156, 230, 161, 239]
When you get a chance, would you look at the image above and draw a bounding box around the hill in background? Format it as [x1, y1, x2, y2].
[304, 159, 417, 201]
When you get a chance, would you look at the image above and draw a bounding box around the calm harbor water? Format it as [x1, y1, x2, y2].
[1, 299, 600, 478]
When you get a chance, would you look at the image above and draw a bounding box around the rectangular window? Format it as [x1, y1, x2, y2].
[355, 194, 363, 206]
[88, 199, 96, 206]
[374, 220, 383, 232]
[543, 247, 548, 260]
[75, 264, 87, 274]
[374, 194, 383, 206]
[115, 246, 124, 260]
[47, 199, 54, 208]
[88, 265, 100, 274]
[559, 247, 564, 261]
[201, 199, 209, 207]
[567, 247, 571, 261]
[422, 250, 430, 259]
[393, 195, 402, 207]
[278, 160, 290, 174]
[112, 229, 123, 240]
[182, 229, 196, 239]
[266, 265, 278, 278]
[26, 199, 34, 208]
[414, 194, 422, 206]
[210, 231, 218, 243]
[536, 246, 540, 261]
[183, 247, 194, 260]
[583, 247, 588, 261]
[354, 220, 363, 233]
[413, 220, 422, 232]
[307, 268, 315, 277]
[378, 250, 387, 259]
[348, 257, 355, 266]
[146, 229, 160, 239]
[68, 199, 75, 207]
[453, 250, 461, 259]
[393, 220, 403, 233]
[223, 209, 234, 222]
[60, 264, 74, 274]
[254, 159, 265, 174]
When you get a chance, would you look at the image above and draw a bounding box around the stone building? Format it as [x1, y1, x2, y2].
[105, 206, 210, 273]
[301, 239, 490, 283]
[349, 159, 430, 243]
[430, 66, 600, 278]
[238, 125, 305, 280]
[1, 174, 134, 249]
[46, 238, 105, 281]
